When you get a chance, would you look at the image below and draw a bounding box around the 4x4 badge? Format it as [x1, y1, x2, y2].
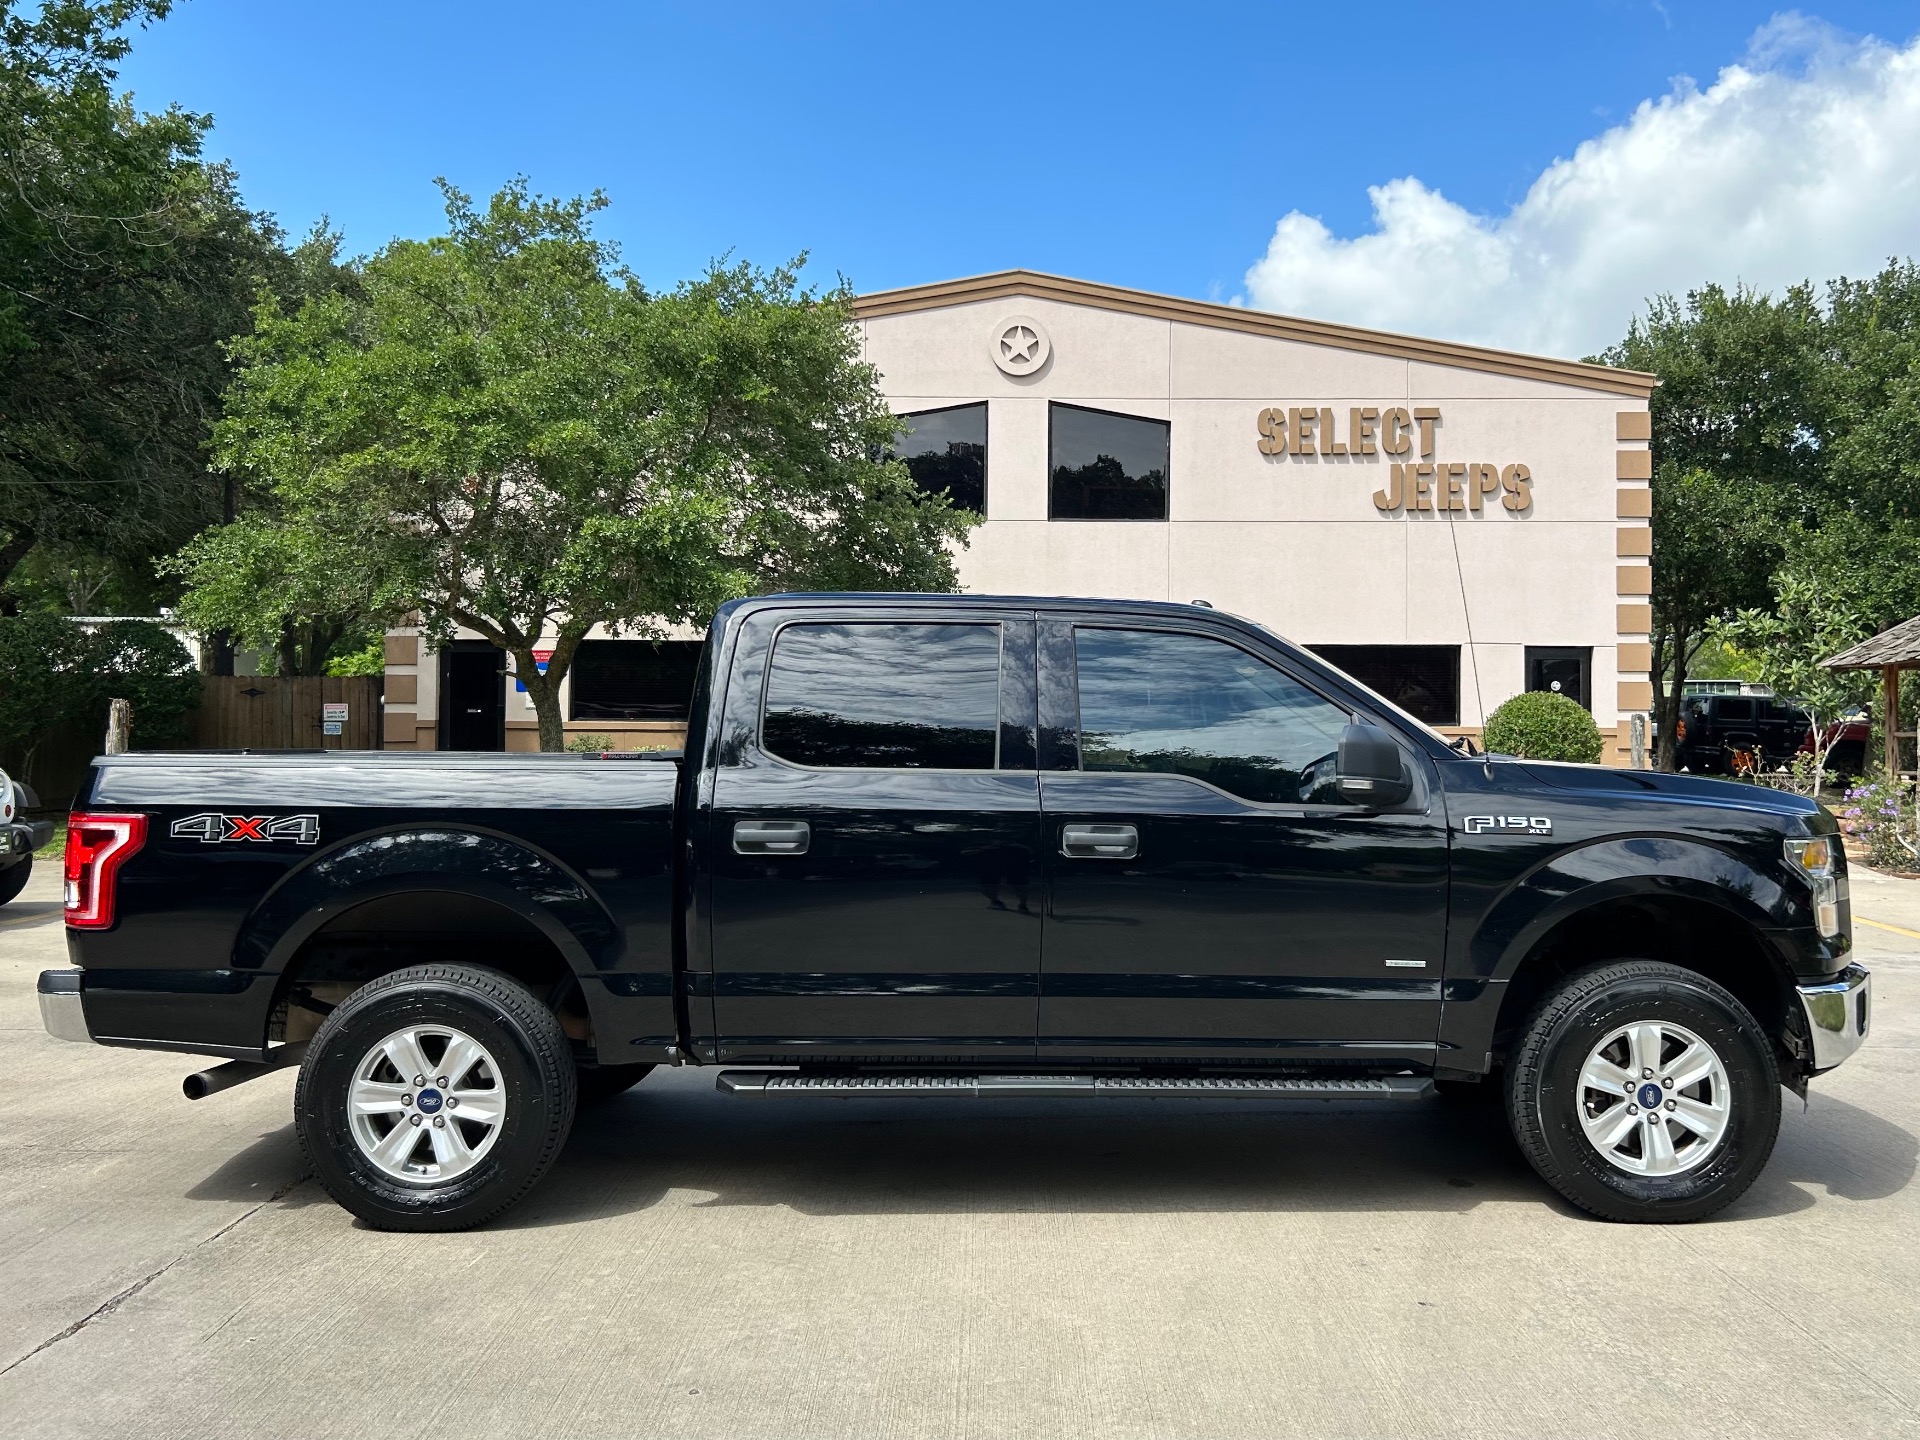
[170, 812, 321, 845]
[1462, 815, 1552, 835]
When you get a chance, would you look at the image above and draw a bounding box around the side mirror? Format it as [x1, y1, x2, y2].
[1336, 722, 1412, 806]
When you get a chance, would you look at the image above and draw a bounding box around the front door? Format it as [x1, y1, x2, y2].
[1036, 619, 1449, 1066]
[707, 609, 1043, 1063]
[440, 642, 505, 751]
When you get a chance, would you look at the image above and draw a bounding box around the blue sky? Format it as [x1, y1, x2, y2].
[118, 2, 1920, 355]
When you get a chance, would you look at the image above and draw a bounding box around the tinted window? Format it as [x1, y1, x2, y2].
[1311, 645, 1460, 725]
[1716, 698, 1755, 721]
[570, 640, 705, 720]
[1075, 628, 1350, 804]
[763, 623, 1001, 769]
[1049, 404, 1169, 520]
[891, 404, 987, 515]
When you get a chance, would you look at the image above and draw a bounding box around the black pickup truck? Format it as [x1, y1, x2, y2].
[39, 594, 1870, 1230]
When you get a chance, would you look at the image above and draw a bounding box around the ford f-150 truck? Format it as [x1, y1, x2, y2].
[38, 594, 1871, 1230]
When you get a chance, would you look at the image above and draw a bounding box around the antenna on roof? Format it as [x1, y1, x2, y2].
[1443, 506, 1495, 779]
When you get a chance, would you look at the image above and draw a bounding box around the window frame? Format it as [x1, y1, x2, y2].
[754, 617, 1011, 774]
[890, 402, 989, 516]
[1308, 644, 1463, 728]
[1523, 645, 1593, 713]
[1060, 620, 1400, 813]
[567, 637, 707, 722]
[1046, 401, 1171, 522]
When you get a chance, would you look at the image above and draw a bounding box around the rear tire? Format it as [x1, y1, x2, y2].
[296, 964, 576, 1232]
[1506, 960, 1780, 1223]
[0, 857, 29, 905]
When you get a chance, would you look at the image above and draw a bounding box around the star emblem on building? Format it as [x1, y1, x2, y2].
[999, 325, 1038, 364]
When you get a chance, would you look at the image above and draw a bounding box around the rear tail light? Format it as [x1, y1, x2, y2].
[64, 813, 147, 929]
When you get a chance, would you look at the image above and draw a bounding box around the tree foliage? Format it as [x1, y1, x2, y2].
[0, 613, 197, 777]
[1595, 284, 1822, 767]
[188, 182, 977, 747]
[0, 1, 311, 608]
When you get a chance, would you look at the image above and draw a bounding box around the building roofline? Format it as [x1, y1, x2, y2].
[851, 269, 1658, 399]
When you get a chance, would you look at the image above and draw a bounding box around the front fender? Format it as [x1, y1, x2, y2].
[1434, 835, 1799, 1075]
[1469, 835, 1793, 985]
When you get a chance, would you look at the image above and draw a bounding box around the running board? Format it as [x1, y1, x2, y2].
[716, 1072, 1433, 1100]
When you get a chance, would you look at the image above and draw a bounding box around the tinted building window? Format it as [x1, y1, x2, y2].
[763, 623, 1001, 769]
[1525, 646, 1591, 710]
[570, 640, 705, 720]
[891, 404, 987, 514]
[1075, 628, 1349, 804]
[1049, 403, 1169, 520]
[1310, 645, 1461, 726]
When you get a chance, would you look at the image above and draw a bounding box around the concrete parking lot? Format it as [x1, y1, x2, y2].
[2, 861, 1916, 1440]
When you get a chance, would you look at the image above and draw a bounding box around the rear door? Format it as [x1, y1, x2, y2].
[1036, 618, 1448, 1066]
[707, 607, 1042, 1063]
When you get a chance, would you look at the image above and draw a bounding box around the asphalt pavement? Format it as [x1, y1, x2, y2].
[2, 859, 1916, 1439]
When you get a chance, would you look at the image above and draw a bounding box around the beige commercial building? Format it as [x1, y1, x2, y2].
[383, 271, 1656, 761]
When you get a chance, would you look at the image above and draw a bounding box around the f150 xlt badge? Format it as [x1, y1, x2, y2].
[1462, 815, 1552, 836]
[170, 812, 321, 845]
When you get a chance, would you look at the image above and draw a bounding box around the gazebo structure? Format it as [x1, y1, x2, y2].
[1821, 614, 1920, 780]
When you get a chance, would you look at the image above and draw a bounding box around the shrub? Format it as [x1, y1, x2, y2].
[1839, 778, 1916, 871]
[565, 733, 617, 753]
[0, 615, 199, 755]
[1483, 691, 1605, 764]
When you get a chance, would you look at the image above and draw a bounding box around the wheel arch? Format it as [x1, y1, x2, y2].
[235, 825, 624, 1055]
[1455, 836, 1804, 1076]
[1487, 887, 1797, 1072]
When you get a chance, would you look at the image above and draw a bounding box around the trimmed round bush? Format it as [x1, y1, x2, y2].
[1482, 690, 1605, 764]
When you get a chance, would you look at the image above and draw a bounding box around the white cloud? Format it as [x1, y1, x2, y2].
[1241, 16, 1920, 359]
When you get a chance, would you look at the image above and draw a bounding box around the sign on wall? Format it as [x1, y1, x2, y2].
[1255, 405, 1533, 514]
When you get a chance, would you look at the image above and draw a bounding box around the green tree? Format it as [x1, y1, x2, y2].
[1720, 514, 1920, 765]
[191, 182, 976, 749]
[165, 511, 405, 675]
[0, 613, 196, 779]
[0, 0, 304, 611]
[1596, 285, 1826, 767]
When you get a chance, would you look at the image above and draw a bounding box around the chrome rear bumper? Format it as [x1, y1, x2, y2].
[1797, 964, 1870, 1071]
[37, 969, 92, 1044]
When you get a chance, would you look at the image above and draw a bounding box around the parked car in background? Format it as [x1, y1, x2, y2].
[0, 766, 51, 904]
[1800, 711, 1870, 778]
[1673, 693, 1812, 775]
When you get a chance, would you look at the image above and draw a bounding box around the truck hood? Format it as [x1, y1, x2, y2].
[1508, 759, 1830, 827]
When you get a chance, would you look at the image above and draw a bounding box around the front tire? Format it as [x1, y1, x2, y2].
[1506, 961, 1780, 1223]
[296, 965, 577, 1231]
[0, 857, 31, 905]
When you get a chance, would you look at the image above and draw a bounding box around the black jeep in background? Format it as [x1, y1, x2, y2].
[1673, 694, 1811, 776]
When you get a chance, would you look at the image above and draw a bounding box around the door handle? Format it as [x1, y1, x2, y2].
[733, 820, 811, 855]
[1061, 822, 1138, 859]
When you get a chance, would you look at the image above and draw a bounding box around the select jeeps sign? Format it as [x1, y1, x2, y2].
[1255, 404, 1533, 514]
[171, 812, 321, 845]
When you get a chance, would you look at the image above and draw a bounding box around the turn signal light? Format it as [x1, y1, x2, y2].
[64, 813, 147, 929]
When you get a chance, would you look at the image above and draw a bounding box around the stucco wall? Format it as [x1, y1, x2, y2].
[861, 294, 1650, 734]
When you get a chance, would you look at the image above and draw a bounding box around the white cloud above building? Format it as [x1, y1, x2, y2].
[1240, 15, 1920, 359]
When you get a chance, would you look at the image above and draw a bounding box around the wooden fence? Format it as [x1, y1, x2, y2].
[195, 675, 384, 751]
